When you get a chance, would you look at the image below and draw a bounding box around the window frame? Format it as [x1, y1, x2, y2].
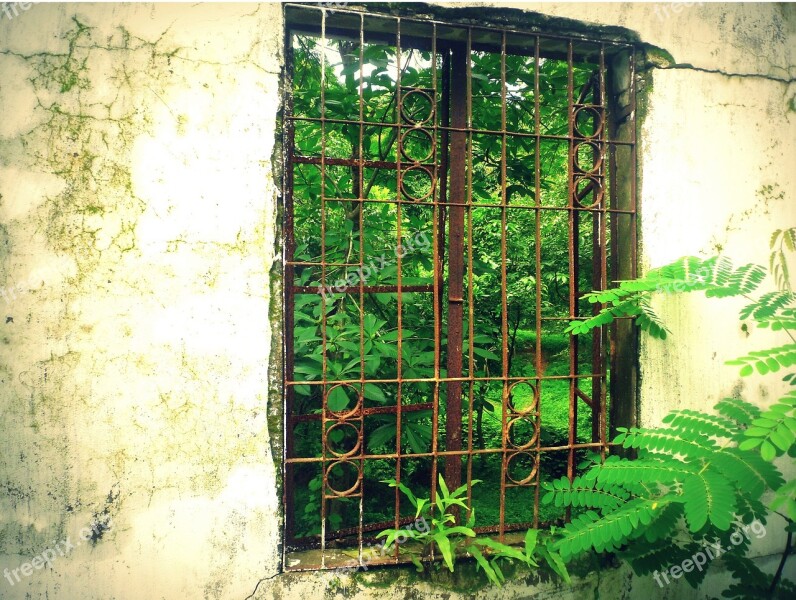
[280, 2, 639, 572]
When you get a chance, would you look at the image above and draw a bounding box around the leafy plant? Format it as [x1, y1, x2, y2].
[377, 476, 570, 587]
[550, 231, 796, 598]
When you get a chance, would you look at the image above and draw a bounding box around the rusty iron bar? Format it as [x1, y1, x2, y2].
[498, 29, 509, 541]
[285, 441, 610, 466]
[443, 40, 468, 498]
[292, 284, 433, 295]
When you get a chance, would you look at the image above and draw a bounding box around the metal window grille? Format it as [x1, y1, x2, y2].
[282, 3, 637, 571]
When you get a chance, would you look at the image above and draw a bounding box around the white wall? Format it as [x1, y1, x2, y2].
[0, 3, 793, 599]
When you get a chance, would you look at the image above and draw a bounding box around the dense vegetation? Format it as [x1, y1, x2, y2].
[287, 31, 605, 542]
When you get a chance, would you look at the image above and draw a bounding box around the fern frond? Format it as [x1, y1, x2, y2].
[770, 479, 796, 521]
[722, 552, 774, 599]
[636, 298, 670, 339]
[734, 490, 769, 526]
[620, 540, 707, 587]
[618, 479, 665, 499]
[651, 256, 766, 297]
[739, 291, 796, 321]
[565, 296, 644, 336]
[758, 317, 796, 331]
[662, 409, 737, 439]
[706, 261, 767, 298]
[770, 227, 796, 292]
[726, 343, 796, 377]
[585, 455, 696, 486]
[708, 448, 785, 500]
[553, 499, 661, 559]
[567, 255, 767, 336]
[541, 475, 630, 512]
[681, 470, 736, 531]
[714, 397, 761, 427]
[614, 426, 717, 459]
[653, 255, 722, 288]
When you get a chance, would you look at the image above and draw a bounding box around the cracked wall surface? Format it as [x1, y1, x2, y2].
[0, 2, 794, 600]
[1, 3, 281, 599]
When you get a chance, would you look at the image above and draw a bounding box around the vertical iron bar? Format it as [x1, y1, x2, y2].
[465, 32, 476, 519]
[498, 30, 509, 540]
[319, 8, 328, 566]
[393, 17, 403, 552]
[357, 11, 366, 564]
[532, 35, 542, 528]
[430, 31, 446, 529]
[444, 39, 468, 495]
[565, 41, 577, 517]
[592, 46, 607, 447]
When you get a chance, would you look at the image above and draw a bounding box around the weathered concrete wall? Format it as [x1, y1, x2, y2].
[0, 3, 282, 598]
[0, 2, 793, 599]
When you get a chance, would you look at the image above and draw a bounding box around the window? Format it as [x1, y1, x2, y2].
[282, 3, 637, 570]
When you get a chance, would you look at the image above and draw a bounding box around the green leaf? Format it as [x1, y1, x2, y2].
[433, 533, 454, 571]
[410, 554, 424, 572]
[474, 537, 528, 563]
[681, 471, 735, 531]
[438, 474, 450, 500]
[539, 546, 571, 584]
[363, 383, 387, 403]
[444, 526, 476, 537]
[470, 546, 500, 586]
[760, 440, 776, 461]
[524, 529, 538, 560]
[327, 386, 350, 412]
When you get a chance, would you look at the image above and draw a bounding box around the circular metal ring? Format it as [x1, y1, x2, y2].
[506, 451, 539, 486]
[574, 175, 604, 208]
[400, 165, 435, 202]
[574, 105, 604, 139]
[507, 380, 539, 416]
[325, 383, 362, 420]
[400, 127, 435, 163]
[325, 460, 361, 496]
[507, 416, 539, 450]
[325, 421, 362, 458]
[574, 141, 603, 175]
[400, 89, 435, 125]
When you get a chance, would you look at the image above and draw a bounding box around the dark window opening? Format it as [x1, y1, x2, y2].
[282, 3, 637, 571]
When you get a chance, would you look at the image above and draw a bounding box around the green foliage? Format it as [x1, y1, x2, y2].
[770, 228, 796, 291]
[738, 389, 796, 460]
[544, 395, 788, 571]
[721, 552, 796, 599]
[553, 235, 796, 599]
[726, 344, 796, 377]
[565, 255, 772, 339]
[377, 476, 569, 587]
